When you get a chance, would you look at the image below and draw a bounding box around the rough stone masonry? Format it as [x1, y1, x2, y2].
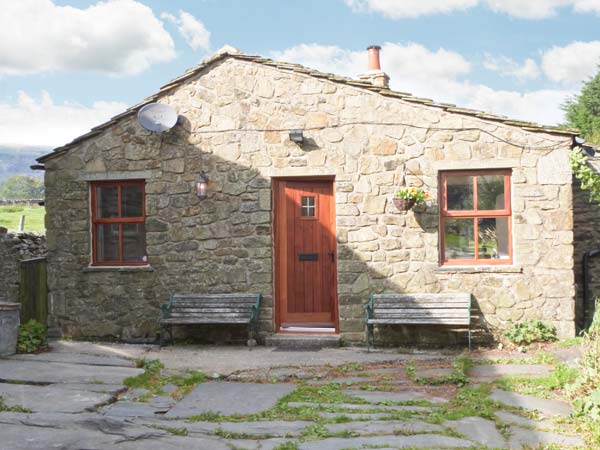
[41, 52, 581, 343]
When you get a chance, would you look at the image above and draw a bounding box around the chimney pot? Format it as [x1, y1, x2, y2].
[367, 45, 382, 71]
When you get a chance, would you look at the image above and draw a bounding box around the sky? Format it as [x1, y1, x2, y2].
[1, 0, 600, 149]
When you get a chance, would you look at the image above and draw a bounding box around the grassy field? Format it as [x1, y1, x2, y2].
[0, 205, 45, 232]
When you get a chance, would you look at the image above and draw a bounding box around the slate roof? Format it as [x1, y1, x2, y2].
[38, 47, 578, 163]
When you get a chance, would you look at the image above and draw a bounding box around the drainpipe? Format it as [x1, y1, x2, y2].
[583, 248, 600, 329]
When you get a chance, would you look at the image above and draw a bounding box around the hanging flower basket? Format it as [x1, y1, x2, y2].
[393, 198, 416, 211]
[394, 187, 429, 212]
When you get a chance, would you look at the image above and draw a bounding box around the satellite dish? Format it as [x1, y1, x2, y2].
[137, 103, 178, 133]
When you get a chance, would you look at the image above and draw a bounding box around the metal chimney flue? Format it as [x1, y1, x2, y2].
[359, 45, 389, 88]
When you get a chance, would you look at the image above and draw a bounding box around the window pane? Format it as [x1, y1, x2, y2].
[444, 218, 475, 260]
[478, 218, 510, 260]
[96, 224, 119, 262]
[478, 175, 505, 210]
[96, 186, 118, 218]
[123, 224, 145, 261]
[446, 176, 473, 210]
[122, 184, 143, 217]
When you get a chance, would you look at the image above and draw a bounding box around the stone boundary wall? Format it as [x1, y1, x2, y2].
[0, 232, 47, 304]
[0, 199, 43, 206]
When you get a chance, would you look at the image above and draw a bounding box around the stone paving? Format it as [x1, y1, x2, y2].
[0, 341, 588, 449]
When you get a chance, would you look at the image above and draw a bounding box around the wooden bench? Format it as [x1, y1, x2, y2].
[365, 293, 472, 350]
[159, 293, 261, 346]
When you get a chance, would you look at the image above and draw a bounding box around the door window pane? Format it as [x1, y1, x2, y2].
[446, 176, 473, 210]
[478, 218, 510, 260]
[121, 184, 143, 217]
[123, 224, 145, 261]
[444, 218, 475, 260]
[301, 196, 316, 217]
[478, 175, 505, 210]
[96, 224, 119, 262]
[96, 186, 118, 218]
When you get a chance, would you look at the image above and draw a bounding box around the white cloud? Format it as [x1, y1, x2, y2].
[161, 10, 211, 51]
[344, 0, 478, 18]
[542, 41, 600, 85]
[345, 0, 600, 18]
[0, 0, 176, 76]
[0, 91, 127, 147]
[271, 42, 571, 125]
[483, 54, 540, 81]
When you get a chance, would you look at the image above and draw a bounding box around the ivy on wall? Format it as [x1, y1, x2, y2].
[571, 148, 600, 204]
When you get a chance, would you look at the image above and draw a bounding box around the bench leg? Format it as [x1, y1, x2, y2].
[159, 325, 165, 348]
[247, 321, 258, 348]
[468, 326, 472, 351]
[367, 323, 374, 352]
[168, 324, 174, 346]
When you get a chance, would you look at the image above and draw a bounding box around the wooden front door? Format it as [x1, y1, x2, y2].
[274, 179, 338, 331]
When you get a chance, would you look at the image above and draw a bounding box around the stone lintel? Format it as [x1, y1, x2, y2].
[433, 159, 519, 172]
[436, 265, 523, 274]
[79, 170, 157, 181]
[268, 167, 337, 178]
[82, 265, 154, 273]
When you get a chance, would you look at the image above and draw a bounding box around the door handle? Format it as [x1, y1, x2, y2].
[328, 251, 335, 262]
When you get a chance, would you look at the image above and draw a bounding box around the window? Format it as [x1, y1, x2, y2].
[300, 195, 316, 218]
[440, 170, 512, 265]
[91, 180, 146, 265]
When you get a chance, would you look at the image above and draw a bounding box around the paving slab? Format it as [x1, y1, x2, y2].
[138, 418, 311, 437]
[414, 367, 454, 379]
[324, 419, 443, 435]
[319, 412, 399, 420]
[166, 382, 295, 417]
[444, 416, 506, 448]
[0, 359, 143, 384]
[287, 401, 436, 411]
[552, 347, 583, 367]
[60, 382, 126, 395]
[0, 382, 112, 413]
[468, 364, 553, 380]
[297, 434, 474, 450]
[344, 389, 450, 404]
[8, 351, 135, 367]
[495, 410, 555, 429]
[508, 425, 585, 448]
[227, 438, 295, 450]
[490, 388, 572, 417]
[102, 401, 169, 417]
[307, 376, 378, 385]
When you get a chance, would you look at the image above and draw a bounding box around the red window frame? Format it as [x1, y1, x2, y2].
[440, 169, 512, 266]
[91, 180, 146, 266]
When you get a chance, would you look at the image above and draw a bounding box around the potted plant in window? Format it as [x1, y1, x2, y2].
[393, 187, 429, 211]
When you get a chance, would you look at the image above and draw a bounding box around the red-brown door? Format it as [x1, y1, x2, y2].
[274, 179, 338, 331]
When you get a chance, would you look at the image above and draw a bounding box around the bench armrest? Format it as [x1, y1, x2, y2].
[364, 293, 374, 321]
[159, 294, 174, 319]
[250, 294, 262, 322]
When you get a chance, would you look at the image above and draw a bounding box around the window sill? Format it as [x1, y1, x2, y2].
[435, 265, 523, 274]
[82, 265, 154, 273]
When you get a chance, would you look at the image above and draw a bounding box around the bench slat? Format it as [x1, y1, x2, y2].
[160, 318, 252, 324]
[373, 312, 470, 318]
[372, 294, 470, 300]
[169, 307, 256, 313]
[368, 318, 469, 325]
[373, 303, 469, 309]
[173, 294, 258, 300]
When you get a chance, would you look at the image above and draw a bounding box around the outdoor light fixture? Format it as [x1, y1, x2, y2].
[196, 172, 209, 199]
[289, 129, 304, 144]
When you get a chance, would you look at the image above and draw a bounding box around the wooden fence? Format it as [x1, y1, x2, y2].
[19, 257, 48, 324]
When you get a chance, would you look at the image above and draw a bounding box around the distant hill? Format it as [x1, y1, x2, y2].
[0, 145, 50, 183]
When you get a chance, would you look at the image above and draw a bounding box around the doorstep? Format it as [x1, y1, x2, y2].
[264, 333, 341, 350]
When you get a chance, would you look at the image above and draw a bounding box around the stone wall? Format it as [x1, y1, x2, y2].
[572, 178, 600, 330]
[0, 232, 47, 304]
[43, 56, 576, 343]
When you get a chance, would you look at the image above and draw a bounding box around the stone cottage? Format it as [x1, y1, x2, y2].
[36, 45, 597, 345]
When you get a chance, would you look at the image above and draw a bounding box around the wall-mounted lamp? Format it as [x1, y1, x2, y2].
[196, 172, 209, 199]
[289, 129, 304, 144]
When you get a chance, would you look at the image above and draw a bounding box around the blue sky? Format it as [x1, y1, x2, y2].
[2, 0, 600, 148]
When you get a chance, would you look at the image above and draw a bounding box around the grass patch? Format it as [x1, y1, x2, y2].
[0, 205, 45, 232]
[557, 337, 584, 348]
[214, 428, 273, 440]
[426, 384, 503, 423]
[283, 384, 368, 405]
[0, 396, 32, 413]
[496, 363, 578, 399]
[406, 357, 472, 387]
[273, 443, 298, 450]
[125, 359, 208, 399]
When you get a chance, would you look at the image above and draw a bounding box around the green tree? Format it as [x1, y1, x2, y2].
[563, 69, 600, 145]
[0, 175, 44, 200]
